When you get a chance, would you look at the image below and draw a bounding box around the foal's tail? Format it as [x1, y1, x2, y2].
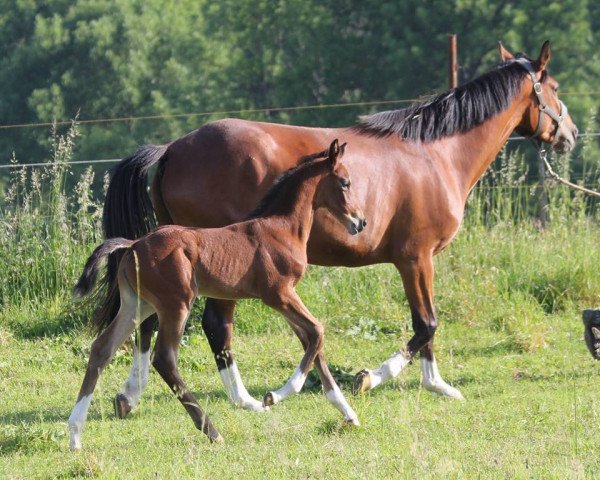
[92, 145, 168, 334]
[74, 238, 135, 300]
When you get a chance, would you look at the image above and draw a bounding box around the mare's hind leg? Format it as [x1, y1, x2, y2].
[114, 316, 156, 419]
[262, 290, 358, 424]
[202, 298, 266, 412]
[68, 286, 153, 450]
[152, 306, 222, 442]
[353, 254, 463, 399]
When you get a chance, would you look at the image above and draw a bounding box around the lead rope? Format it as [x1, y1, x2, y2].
[538, 145, 600, 198]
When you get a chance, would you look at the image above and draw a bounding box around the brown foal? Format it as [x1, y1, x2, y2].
[100, 42, 578, 414]
[68, 140, 366, 449]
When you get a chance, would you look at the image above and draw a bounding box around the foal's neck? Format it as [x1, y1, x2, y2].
[257, 172, 322, 247]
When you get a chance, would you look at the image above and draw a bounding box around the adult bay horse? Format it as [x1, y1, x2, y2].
[99, 41, 577, 416]
[68, 140, 366, 449]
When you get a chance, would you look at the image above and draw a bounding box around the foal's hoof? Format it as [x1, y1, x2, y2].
[263, 392, 275, 407]
[210, 433, 224, 444]
[343, 417, 361, 427]
[582, 310, 600, 360]
[352, 369, 372, 395]
[114, 393, 132, 419]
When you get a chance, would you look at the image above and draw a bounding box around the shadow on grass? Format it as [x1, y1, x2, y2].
[6, 309, 87, 340]
[0, 409, 67, 455]
[316, 419, 359, 437]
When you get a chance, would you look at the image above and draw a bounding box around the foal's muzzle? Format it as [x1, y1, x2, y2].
[348, 213, 367, 235]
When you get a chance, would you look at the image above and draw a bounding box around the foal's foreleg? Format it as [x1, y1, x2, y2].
[284, 322, 359, 425]
[115, 316, 155, 418]
[353, 255, 463, 399]
[152, 307, 222, 442]
[262, 293, 322, 406]
[202, 298, 266, 412]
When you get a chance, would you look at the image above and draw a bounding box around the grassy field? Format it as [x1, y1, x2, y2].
[1, 129, 600, 478]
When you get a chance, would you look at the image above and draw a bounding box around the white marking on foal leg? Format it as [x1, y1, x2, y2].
[325, 386, 359, 425]
[366, 350, 411, 390]
[420, 356, 464, 400]
[219, 362, 268, 412]
[119, 348, 151, 409]
[267, 367, 307, 405]
[68, 394, 93, 450]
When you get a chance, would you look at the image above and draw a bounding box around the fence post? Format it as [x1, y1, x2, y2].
[448, 34, 458, 89]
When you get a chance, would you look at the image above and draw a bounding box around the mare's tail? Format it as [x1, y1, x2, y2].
[93, 145, 168, 334]
[74, 238, 135, 299]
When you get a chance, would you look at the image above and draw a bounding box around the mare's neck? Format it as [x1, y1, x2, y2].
[442, 83, 531, 198]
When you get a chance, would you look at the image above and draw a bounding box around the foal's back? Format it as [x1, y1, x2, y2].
[122, 219, 305, 307]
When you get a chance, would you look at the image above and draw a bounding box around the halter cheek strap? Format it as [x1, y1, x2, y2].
[515, 58, 567, 138]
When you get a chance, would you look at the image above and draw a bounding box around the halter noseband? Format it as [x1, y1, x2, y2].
[515, 58, 567, 139]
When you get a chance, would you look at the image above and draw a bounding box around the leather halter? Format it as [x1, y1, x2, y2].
[515, 58, 567, 139]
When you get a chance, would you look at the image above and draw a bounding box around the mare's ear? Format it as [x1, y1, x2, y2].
[328, 139, 342, 167]
[498, 42, 514, 62]
[534, 40, 551, 71]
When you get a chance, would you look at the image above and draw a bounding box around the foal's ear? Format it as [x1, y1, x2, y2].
[498, 42, 514, 62]
[328, 139, 346, 167]
[534, 40, 551, 71]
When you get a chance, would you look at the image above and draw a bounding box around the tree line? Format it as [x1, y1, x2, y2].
[0, 0, 598, 176]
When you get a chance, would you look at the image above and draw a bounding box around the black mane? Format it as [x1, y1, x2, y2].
[246, 150, 329, 219]
[353, 57, 532, 142]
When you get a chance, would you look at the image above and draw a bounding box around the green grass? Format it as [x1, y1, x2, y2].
[0, 304, 598, 478]
[1, 224, 600, 478]
[2, 125, 600, 477]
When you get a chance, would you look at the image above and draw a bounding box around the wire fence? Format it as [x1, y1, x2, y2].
[1, 133, 599, 170]
[0, 93, 598, 170]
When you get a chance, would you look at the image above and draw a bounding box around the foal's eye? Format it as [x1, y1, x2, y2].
[340, 179, 351, 190]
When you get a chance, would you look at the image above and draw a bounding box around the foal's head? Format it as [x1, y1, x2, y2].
[500, 41, 578, 153]
[316, 139, 366, 235]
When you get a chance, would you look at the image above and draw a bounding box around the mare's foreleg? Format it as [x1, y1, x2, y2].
[153, 306, 222, 442]
[353, 255, 463, 399]
[202, 298, 266, 412]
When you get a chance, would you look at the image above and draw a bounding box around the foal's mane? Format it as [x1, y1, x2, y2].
[354, 56, 534, 142]
[246, 148, 330, 219]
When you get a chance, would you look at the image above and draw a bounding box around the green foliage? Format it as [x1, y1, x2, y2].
[0, 122, 102, 327]
[0, 0, 598, 179]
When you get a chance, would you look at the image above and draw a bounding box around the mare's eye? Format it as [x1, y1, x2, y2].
[340, 179, 351, 190]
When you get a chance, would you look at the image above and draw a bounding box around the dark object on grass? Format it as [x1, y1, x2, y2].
[582, 310, 600, 360]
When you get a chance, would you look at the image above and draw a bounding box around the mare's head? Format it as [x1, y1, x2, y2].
[316, 139, 366, 235]
[500, 41, 578, 153]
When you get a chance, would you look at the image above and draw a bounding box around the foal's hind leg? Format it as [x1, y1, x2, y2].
[114, 316, 156, 419]
[68, 288, 152, 450]
[353, 255, 463, 399]
[202, 298, 266, 412]
[152, 306, 222, 442]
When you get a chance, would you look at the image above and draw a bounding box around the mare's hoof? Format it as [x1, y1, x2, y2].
[210, 433, 224, 444]
[352, 369, 372, 395]
[582, 310, 600, 360]
[114, 393, 132, 419]
[263, 392, 275, 407]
